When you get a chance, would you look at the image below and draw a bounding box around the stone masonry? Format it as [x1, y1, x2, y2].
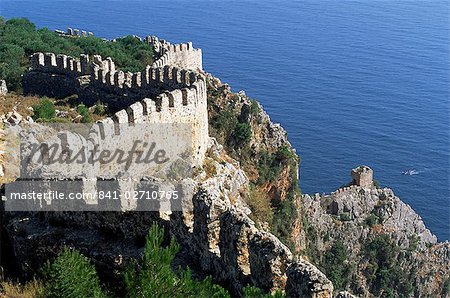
[23, 37, 208, 162]
[14, 36, 335, 297]
[351, 165, 373, 188]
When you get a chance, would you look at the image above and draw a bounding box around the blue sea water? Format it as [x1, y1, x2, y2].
[1, 0, 449, 240]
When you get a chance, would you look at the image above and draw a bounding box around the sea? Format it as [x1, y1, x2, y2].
[1, 0, 449, 241]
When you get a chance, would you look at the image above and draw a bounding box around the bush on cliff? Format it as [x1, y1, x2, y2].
[233, 122, 252, 146]
[125, 224, 230, 298]
[77, 103, 92, 123]
[364, 234, 414, 297]
[0, 17, 154, 91]
[321, 240, 351, 290]
[33, 97, 56, 120]
[43, 247, 108, 298]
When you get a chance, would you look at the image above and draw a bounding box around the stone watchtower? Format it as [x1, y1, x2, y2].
[351, 165, 373, 188]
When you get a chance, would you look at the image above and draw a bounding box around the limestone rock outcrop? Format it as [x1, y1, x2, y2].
[3, 139, 333, 297]
[0, 80, 7, 95]
[298, 167, 449, 297]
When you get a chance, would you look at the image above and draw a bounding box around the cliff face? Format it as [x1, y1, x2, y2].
[299, 182, 450, 297]
[201, 76, 450, 297]
[206, 75, 302, 248]
[3, 138, 333, 297]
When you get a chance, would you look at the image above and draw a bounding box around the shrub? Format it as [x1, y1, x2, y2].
[203, 158, 217, 178]
[250, 100, 260, 117]
[124, 224, 230, 298]
[322, 240, 351, 290]
[246, 184, 274, 223]
[244, 286, 285, 298]
[233, 122, 252, 146]
[33, 97, 55, 120]
[0, 279, 45, 298]
[0, 18, 155, 91]
[77, 103, 91, 123]
[43, 247, 108, 298]
[257, 146, 296, 184]
[93, 101, 106, 116]
[211, 108, 238, 143]
[365, 213, 379, 227]
[443, 278, 450, 296]
[271, 197, 297, 247]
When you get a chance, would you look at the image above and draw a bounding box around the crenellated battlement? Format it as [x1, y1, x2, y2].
[24, 36, 208, 165]
[331, 184, 361, 196]
[55, 27, 94, 37]
[30, 53, 203, 90]
[145, 35, 202, 70]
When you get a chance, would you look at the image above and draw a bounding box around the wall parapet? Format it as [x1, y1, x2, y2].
[145, 36, 202, 71]
[26, 36, 208, 164]
[29, 52, 204, 91]
[55, 27, 94, 37]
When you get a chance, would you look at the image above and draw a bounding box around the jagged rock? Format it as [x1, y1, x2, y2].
[335, 291, 358, 298]
[286, 259, 333, 298]
[6, 111, 22, 124]
[55, 109, 69, 118]
[298, 167, 449, 297]
[0, 80, 7, 94]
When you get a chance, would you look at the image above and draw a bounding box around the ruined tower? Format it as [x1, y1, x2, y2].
[351, 165, 373, 188]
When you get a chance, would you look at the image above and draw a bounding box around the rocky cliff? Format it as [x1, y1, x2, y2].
[1, 33, 449, 297]
[298, 174, 449, 297]
[2, 137, 332, 297]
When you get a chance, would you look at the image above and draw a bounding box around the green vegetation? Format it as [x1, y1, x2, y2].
[93, 101, 107, 116]
[339, 212, 351, 222]
[365, 213, 379, 227]
[43, 247, 108, 298]
[243, 286, 284, 298]
[443, 278, 450, 297]
[124, 224, 230, 298]
[33, 97, 55, 120]
[0, 17, 154, 91]
[2, 224, 284, 298]
[257, 146, 297, 184]
[249, 100, 261, 119]
[246, 185, 274, 224]
[321, 240, 351, 290]
[211, 105, 253, 149]
[76, 103, 91, 123]
[233, 122, 252, 146]
[364, 234, 414, 297]
[272, 197, 298, 247]
[407, 235, 419, 253]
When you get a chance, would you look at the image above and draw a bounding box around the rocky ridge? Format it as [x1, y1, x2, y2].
[299, 175, 449, 297]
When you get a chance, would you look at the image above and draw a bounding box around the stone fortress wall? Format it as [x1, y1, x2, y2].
[24, 35, 208, 162]
[17, 35, 337, 297]
[146, 35, 202, 70]
[55, 27, 94, 37]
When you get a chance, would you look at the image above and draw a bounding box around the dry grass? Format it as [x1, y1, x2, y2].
[203, 158, 217, 179]
[0, 279, 44, 298]
[0, 93, 107, 123]
[246, 185, 274, 224]
[0, 93, 41, 118]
